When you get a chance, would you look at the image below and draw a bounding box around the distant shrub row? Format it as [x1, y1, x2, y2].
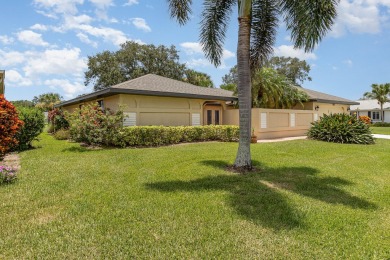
[113, 125, 239, 147]
[372, 122, 390, 127]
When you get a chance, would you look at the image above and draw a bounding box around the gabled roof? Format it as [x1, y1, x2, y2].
[300, 87, 359, 105]
[57, 74, 236, 107]
[350, 99, 390, 111]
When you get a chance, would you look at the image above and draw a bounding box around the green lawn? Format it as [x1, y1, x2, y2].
[1, 134, 389, 259]
[371, 126, 390, 135]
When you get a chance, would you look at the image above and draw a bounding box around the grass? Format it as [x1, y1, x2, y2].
[371, 126, 390, 135]
[1, 134, 389, 259]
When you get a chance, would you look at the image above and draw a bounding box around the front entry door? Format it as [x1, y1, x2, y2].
[204, 108, 221, 125]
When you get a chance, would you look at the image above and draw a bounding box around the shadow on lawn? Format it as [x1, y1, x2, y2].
[146, 160, 376, 230]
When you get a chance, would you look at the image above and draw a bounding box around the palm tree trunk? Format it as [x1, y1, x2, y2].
[234, 16, 252, 170]
[381, 103, 384, 123]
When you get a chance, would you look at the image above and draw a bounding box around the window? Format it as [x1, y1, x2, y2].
[214, 110, 220, 125]
[97, 100, 104, 110]
[372, 111, 380, 120]
[207, 110, 212, 125]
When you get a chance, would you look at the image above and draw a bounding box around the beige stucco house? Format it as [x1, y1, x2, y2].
[57, 74, 358, 139]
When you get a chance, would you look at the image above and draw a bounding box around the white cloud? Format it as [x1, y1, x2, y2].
[0, 35, 14, 45]
[330, 0, 390, 37]
[23, 48, 87, 77]
[180, 42, 204, 55]
[17, 30, 49, 46]
[30, 24, 48, 31]
[273, 45, 317, 60]
[33, 0, 84, 15]
[76, 33, 98, 48]
[0, 50, 26, 67]
[44, 79, 88, 98]
[131, 18, 151, 32]
[180, 42, 235, 69]
[344, 59, 353, 66]
[124, 0, 139, 6]
[88, 0, 113, 9]
[5, 70, 33, 87]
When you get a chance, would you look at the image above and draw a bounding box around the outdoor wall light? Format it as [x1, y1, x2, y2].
[315, 105, 320, 111]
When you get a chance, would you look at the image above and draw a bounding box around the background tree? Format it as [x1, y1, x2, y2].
[266, 56, 311, 85]
[363, 83, 390, 123]
[85, 41, 214, 90]
[252, 68, 308, 109]
[11, 100, 35, 108]
[184, 69, 214, 88]
[168, 0, 338, 170]
[33, 93, 63, 111]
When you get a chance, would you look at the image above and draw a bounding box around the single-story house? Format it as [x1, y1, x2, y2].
[57, 74, 358, 139]
[350, 99, 390, 123]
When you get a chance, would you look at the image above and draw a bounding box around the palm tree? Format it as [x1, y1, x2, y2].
[364, 83, 390, 123]
[167, 0, 338, 170]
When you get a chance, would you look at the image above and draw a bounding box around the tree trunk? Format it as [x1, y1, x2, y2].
[381, 103, 384, 123]
[234, 16, 252, 170]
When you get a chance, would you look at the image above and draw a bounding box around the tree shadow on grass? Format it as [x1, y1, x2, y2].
[146, 160, 376, 230]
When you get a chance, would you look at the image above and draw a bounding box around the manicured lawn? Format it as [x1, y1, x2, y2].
[371, 126, 390, 135]
[1, 134, 389, 258]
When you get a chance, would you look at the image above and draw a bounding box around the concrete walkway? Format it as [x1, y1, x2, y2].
[257, 136, 307, 143]
[256, 134, 390, 143]
[372, 134, 390, 139]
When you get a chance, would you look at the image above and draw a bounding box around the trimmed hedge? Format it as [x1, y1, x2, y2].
[113, 125, 239, 147]
[373, 122, 390, 127]
[307, 113, 374, 144]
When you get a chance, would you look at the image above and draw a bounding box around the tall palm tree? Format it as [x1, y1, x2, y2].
[364, 83, 390, 123]
[167, 0, 338, 170]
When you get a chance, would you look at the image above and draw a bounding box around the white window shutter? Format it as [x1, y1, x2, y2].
[260, 113, 267, 129]
[123, 112, 136, 126]
[192, 113, 201, 126]
[290, 113, 296, 127]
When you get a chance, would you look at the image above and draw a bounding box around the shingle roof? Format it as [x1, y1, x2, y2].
[300, 87, 359, 105]
[112, 74, 235, 99]
[57, 74, 236, 107]
[350, 99, 390, 111]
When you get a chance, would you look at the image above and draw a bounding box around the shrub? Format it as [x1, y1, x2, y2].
[14, 107, 45, 150]
[54, 129, 70, 140]
[113, 125, 239, 147]
[48, 108, 69, 132]
[0, 166, 17, 184]
[307, 113, 374, 144]
[0, 95, 24, 158]
[359, 115, 371, 125]
[47, 124, 55, 134]
[66, 103, 124, 146]
[373, 122, 390, 127]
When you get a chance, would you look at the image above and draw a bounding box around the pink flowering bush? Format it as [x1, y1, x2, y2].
[0, 166, 17, 184]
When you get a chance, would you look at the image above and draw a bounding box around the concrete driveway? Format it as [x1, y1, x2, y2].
[372, 134, 390, 139]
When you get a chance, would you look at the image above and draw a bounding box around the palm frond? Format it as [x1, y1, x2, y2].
[250, 0, 279, 70]
[281, 0, 338, 52]
[167, 0, 193, 25]
[200, 0, 236, 66]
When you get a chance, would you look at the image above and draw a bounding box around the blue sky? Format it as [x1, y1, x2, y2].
[1, 0, 390, 102]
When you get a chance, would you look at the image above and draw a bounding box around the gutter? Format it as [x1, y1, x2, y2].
[55, 88, 237, 107]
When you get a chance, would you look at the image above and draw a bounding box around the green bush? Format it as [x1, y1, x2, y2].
[48, 108, 69, 132]
[14, 107, 45, 150]
[113, 125, 239, 147]
[307, 113, 374, 144]
[372, 122, 390, 127]
[66, 103, 124, 146]
[54, 129, 70, 140]
[47, 124, 55, 134]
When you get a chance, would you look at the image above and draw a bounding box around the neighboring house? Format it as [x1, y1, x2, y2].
[57, 74, 358, 139]
[350, 99, 390, 123]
